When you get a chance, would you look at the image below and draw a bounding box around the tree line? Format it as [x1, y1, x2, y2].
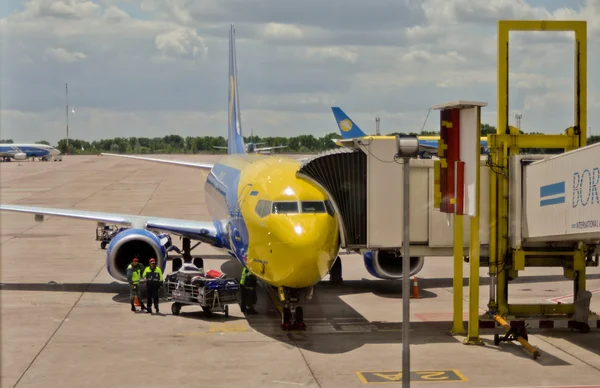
[2, 123, 598, 155]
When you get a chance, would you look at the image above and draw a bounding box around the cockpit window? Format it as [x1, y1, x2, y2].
[272, 201, 298, 214]
[255, 199, 271, 218]
[301, 201, 326, 213]
[324, 199, 335, 216]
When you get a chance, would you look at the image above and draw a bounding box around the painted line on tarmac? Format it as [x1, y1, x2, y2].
[548, 288, 600, 304]
[415, 312, 468, 322]
[492, 386, 600, 388]
[356, 370, 468, 384]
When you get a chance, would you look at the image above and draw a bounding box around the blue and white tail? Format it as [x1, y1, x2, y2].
[331, 107, 368, 139]
[228, 24, 246, 155]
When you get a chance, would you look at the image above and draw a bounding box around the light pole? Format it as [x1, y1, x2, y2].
[395, 134, 419, 388]
[66, 83, 69, 155]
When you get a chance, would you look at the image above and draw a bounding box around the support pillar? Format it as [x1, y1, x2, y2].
[451, 214, 466, 335]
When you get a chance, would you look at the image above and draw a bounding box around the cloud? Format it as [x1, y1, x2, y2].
[261, 23, 303, 39]
[155, 27, 208, 60]
[0, 0, 598, 144]
[46, 47, 87, 63]
[21, 0, 102, 20]
[305, 47, 359, 63]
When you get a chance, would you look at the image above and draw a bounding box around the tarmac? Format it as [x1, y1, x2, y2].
[1, 154, 599, 388]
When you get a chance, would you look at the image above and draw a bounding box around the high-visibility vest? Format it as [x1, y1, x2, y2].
[143, 266, 163, 284]
[240, 267, 249, 286]
[128, 264, 142, 284]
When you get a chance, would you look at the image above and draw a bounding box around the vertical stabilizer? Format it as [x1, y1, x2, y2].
[331, 107, 369, 139]
[228, 24, 246, 154]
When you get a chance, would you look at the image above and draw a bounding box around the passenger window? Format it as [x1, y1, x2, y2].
[272, 201, 298, 214]
[301, 201, 326, 213]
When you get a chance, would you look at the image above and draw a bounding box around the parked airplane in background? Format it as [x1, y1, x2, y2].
[331, 107, 489, 157]
[0, 143, 62, 162]
[214, 128, 287, 154]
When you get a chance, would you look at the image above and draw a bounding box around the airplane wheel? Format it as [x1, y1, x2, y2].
[281, 306, 292, 330]
[329, 257, 343, 283]
[295, 306, 304, 323]
[294, 307, 305, 330]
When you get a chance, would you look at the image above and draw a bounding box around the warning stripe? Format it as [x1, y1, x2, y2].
[479, 317, 600, 329]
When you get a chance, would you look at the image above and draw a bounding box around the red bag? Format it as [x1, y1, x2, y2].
[206, 269, 224, 279]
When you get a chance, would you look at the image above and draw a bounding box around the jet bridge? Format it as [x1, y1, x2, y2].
[297, 137, 491, 257]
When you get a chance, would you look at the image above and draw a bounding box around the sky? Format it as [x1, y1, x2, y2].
[0, 0, 599, 144]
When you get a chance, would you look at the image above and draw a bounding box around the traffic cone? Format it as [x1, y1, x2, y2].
[411, 276, 421, 299]
[134, 295, 141, 307]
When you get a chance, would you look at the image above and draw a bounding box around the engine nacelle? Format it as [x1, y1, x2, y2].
[13, 153, 27, 160]
[363, 250, 425, 280]
[106, 228, 168, 282]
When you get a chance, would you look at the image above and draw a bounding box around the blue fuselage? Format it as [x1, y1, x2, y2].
[0, 145, 51, 158]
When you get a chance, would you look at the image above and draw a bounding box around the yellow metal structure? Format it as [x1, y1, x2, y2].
[451, 214, 465, 335]
[466, 106, 484, 345]
[488, 20, 588, 319]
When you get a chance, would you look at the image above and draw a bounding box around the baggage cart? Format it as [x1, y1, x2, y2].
[95, 225, 126, 249]
[164, 275, 240, 317]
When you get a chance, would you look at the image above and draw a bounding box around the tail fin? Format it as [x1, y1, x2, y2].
[228, 24, 246, 155]
[331, 107, 368, 139]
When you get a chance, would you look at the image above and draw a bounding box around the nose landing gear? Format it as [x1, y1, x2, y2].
[279, 287, 306, 331]
[281, 305, 305, 330]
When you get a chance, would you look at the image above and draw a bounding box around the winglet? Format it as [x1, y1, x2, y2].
[228, 24, 246, 155]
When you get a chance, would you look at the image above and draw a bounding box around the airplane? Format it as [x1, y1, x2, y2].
[0, 143, 62, 162]
[331, 106, 489, 157]
[0, 25, 425, 330]
[214, 128, 287, 154]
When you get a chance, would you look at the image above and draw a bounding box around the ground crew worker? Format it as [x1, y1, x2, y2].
[127, 256, 147, 312]
[240, 266, 257, 314]
[143, 258, 163, 314]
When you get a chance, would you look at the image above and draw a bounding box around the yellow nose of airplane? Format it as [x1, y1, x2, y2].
[250, 214, 339, 288]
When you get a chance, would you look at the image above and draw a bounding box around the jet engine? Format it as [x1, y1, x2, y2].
[106, 228, 169, 282]
[363, 250, 425, 280]
[13, 153, 27, 160]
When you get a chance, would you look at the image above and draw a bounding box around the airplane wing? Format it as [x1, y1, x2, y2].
[0, 155, 223, 245]
[212, 146, 228, 149]
[417, 143, 439, 153]
[100, 153, 214, 170]
[0, 204, 223, 247]
[256, 145, 287, 152]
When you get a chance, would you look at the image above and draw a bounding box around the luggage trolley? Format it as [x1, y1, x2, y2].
[164, 274, 240, 317]
[95, 225, 126, 249]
